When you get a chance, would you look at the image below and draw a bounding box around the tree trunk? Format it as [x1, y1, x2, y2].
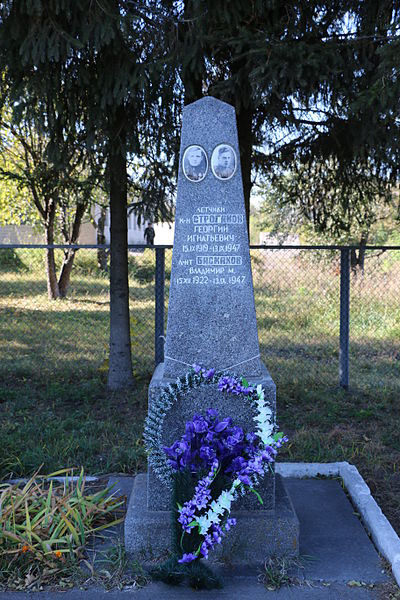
[97, 207, 109, 272]
[58, 201, 87, 297]
[351, 233, 368, 276]
[236, 104, 253, 238]
[45, 198, 60, 300]
[58, 249, 77, 297]
[107, 108, 134, 390]
[182, 0, 204, 106]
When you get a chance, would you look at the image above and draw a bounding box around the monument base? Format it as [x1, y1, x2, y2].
[124, 473, 299, 564]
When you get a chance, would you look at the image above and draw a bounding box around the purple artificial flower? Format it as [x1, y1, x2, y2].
[210, 458, 219, 473]
[206, 408, 218, 420]
[163, 445, 177, 459]
[217, 376, 234, 392]
[205, 431, 215, 443]
[193, 489, 211, 510]
[178, 504, 196, 533]
[163, 390, 287, 565]
[214, 417, 232, 432]
[200, 445, 216, 461]
[212, 531, 222, 544]
[230, 384, 243, 395]
[248, 455, 264, 475]
[227, 456, 247, 473]
[238, 474, 252, 486]
[185, 421, 195, 437]
[261, 449, 274, 463]
[239, 385, 254, 395]
[192, 364, 215, 379]
[225, 518, 236, 531]
[226, 426, 244, 447]
[193, 415, 208, 433]
[275, 436, 289, 448]
[218, 375, 254, 395]
[265, 445, 278, 457]
[246, 432, 258, 444]
[178, 553, 198, 564]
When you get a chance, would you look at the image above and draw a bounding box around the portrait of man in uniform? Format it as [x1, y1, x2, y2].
[182, 145, 208, 182]
[211, 144, 236, 180]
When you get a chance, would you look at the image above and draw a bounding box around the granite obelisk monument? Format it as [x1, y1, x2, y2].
[125, 97, 299, 562]
[163, 99, 261, 378]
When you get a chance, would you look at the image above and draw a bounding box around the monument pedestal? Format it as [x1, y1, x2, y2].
[124, 473, 299, 564]
[124, 362, 299, 564]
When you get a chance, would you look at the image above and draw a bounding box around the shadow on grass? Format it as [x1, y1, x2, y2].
[260, 337, 399, 390]
[0, 275, 155, 301]
[0, 303, 155, 380]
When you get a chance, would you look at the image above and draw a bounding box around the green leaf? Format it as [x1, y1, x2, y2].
[248, 487, 263, 505]
[25, 500, 32, 543]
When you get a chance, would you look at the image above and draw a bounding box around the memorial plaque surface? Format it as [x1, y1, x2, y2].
[164, 97, 261, 378]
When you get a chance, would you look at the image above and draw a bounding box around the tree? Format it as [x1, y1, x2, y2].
[257, 163, 400, 272]
[0, 103, 103, 298]
[172, 1, 400, 235]
[0, 115, 38, 229]
[0, 0, 178, 389]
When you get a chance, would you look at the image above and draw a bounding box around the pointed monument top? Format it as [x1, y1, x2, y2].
[184, 95, 234, 111]
[164, 92, 261, 378]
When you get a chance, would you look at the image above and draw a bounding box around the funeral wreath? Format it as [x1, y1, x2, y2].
[143, 365, 287, 589]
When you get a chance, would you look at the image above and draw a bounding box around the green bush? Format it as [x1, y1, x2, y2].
[14, 248, 48, 273]
[0, 248, 27, 272]
[73, 250, 104, 276]
[131, 250, 155, 283]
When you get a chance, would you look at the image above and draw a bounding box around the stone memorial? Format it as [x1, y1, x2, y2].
[125, 96, 299, 563]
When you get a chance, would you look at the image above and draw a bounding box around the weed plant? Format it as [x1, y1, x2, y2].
[0, 467, 124, 589]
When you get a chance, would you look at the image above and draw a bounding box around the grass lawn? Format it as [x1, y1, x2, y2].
[1, 246, 400, 543]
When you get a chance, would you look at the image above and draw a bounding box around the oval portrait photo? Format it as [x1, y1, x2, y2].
[211, 144, 237, 180]
[182, 145, 208, 182]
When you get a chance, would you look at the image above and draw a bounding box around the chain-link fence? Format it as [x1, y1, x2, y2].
[0, 244, 399, 393]
[250, 246, 400, 394]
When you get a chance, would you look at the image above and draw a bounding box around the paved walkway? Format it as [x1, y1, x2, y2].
[0, 477, 393, 599]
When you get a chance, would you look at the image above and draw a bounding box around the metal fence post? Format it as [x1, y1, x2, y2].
[339, 248, 350, 389]
[155, 247, 165, 366]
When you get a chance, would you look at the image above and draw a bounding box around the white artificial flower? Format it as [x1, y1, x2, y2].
[196, 515, 212, 535]
[252, 385, 274, 445]
[210, 500, 225, 516]
[216, 491, 233, 511]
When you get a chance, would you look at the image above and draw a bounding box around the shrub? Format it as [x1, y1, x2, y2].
[73, 250, 103, 276]
[131, 250, 155, 283]
[0, 248, 27, 272]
